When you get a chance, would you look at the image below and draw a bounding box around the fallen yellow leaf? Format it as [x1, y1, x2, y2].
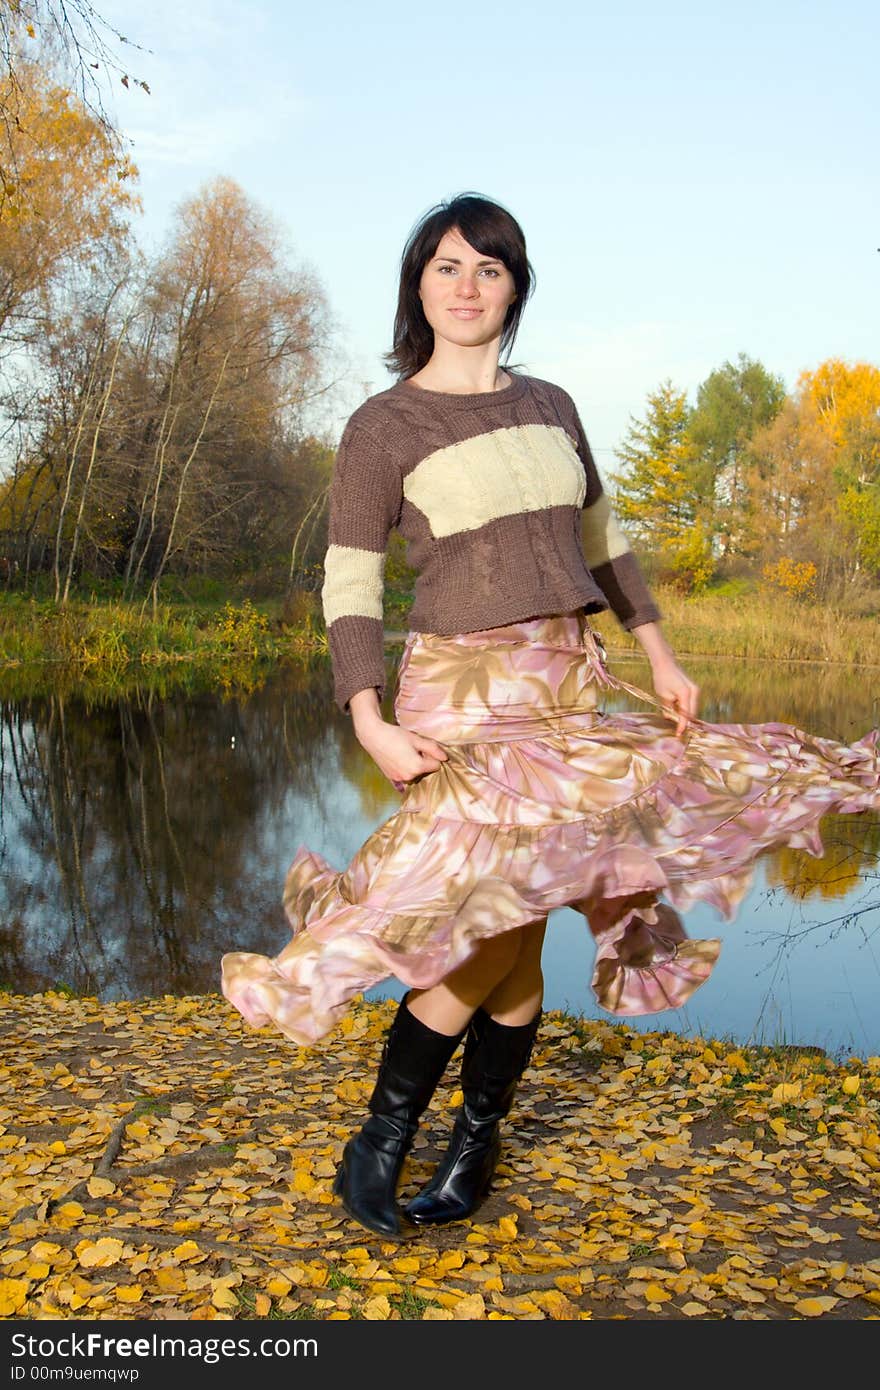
[363, 1295, 391, 1320]
[0, 1279, 29, 1316]
[76, 1239, 124, 1269]
[87, 1177, 116, 1198]
[772, 1082, 802, 1102]
[172, 1241, 202, 1262]
[452, 1293, 487, 1319]
[644, 1282, 672, 1303]
[794, 1296, 839, 1316]
[266, 1276, 292, 1297]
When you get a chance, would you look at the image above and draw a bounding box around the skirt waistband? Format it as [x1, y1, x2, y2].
[402, 608, 598, 653]
[393, 610, 613, 744]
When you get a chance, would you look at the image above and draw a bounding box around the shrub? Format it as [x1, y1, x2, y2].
[762, 557, 817, 599]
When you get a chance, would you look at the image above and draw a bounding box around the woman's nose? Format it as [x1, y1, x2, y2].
[456, 275, 479, 298]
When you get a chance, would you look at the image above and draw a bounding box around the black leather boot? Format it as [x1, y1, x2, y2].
[403, 1005, 542, 1226]
[331, 995, 465, 1237]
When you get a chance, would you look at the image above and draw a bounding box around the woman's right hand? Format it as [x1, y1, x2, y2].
[355, 718, 449, 787]
[347, 686, 448, 787]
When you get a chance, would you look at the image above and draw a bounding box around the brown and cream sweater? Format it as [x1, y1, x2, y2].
[322, 370, 660, 713]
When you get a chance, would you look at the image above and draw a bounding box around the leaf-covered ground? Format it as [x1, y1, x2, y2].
[1, 992, 878, 1321]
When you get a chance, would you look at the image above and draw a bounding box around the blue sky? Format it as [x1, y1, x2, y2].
[98, 0, 879, 461]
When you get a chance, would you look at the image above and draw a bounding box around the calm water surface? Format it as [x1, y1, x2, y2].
[1, 647, 878, 1058]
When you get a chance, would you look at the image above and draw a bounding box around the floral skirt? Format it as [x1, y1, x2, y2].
[220, 611, 880, 1045]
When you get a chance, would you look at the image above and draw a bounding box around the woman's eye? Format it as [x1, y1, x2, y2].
[435, 264, 502, 276]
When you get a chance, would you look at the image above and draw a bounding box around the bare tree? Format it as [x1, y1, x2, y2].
[1, 0, 150, 142]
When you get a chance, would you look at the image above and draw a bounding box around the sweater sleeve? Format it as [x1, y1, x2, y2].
[321, 421, 402, 714]
[567, 401, 661, 632]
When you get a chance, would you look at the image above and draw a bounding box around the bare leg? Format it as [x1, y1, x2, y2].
[402, 916, 548, 1227]
[480, 915, 547, 1024]
[407, 929, 524, 1035]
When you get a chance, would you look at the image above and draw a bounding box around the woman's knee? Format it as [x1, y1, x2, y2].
[475, 928, 523, 980]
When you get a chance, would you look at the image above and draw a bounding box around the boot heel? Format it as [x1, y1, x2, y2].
[332, 1165, 345, 1196]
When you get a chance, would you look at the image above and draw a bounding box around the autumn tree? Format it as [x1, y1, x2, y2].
[748, 358, 880, 595]
[0, 173, 337, 597]
[687, 353, 786, 557]
[0, 56, 138, 341]
[610, 380, 711, 588]
[747, 397, 832, 563]
[115, 176, 334, 599]
[800, 358, 880, 580]
[1, 0, 149, 152]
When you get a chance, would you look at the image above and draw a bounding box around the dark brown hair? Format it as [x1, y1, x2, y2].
[383, 192, 536, 381]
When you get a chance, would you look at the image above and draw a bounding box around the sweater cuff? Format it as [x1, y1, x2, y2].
[327, 614, 387, 715]
[590, 553, 661, 632]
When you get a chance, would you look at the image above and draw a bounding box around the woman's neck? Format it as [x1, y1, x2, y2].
[409, 346, 510, 395]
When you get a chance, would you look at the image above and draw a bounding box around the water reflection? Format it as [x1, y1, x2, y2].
[1, 648, 877, 1056]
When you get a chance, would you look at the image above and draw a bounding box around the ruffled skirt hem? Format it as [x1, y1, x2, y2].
[221, 612, 879, 1045]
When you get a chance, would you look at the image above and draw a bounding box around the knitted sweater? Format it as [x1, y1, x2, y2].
[322, 370, 661, 714]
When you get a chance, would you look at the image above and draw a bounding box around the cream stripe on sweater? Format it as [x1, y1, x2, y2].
[321, 371, 660, 713]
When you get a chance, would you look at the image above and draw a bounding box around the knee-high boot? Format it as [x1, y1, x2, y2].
[403, 1005, 542, 1226]
[331, 995, 466, 1237]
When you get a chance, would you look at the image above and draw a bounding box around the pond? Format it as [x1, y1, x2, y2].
[1, 645, 878, 1059]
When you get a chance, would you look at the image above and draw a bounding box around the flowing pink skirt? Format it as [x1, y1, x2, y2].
[221, 611, 880, 1045]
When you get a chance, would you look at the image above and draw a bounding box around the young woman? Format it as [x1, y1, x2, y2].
[222, 193, 879, 1239]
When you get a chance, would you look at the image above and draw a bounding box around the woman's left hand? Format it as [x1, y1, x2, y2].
[650, 655, 700, 736]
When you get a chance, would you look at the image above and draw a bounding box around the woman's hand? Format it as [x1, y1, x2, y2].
[347, 688, 448, 786]
[649, 655, 700, 736]
[357, 718, 449, 787]
[629, 621, 700, 736]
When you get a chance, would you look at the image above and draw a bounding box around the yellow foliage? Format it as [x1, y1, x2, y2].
[762, 557, 817, 599]
[0, 60, 139, 326]
[798, 359, 880, 456]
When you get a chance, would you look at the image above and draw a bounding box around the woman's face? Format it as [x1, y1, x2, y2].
[418, 227, 517, 351]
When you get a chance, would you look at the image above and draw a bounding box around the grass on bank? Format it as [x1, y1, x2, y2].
[586, 585, 880, 668]
[0, 581, 878, 685]
[391, 580, 880, 667]
[0, 590, 325, 668]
